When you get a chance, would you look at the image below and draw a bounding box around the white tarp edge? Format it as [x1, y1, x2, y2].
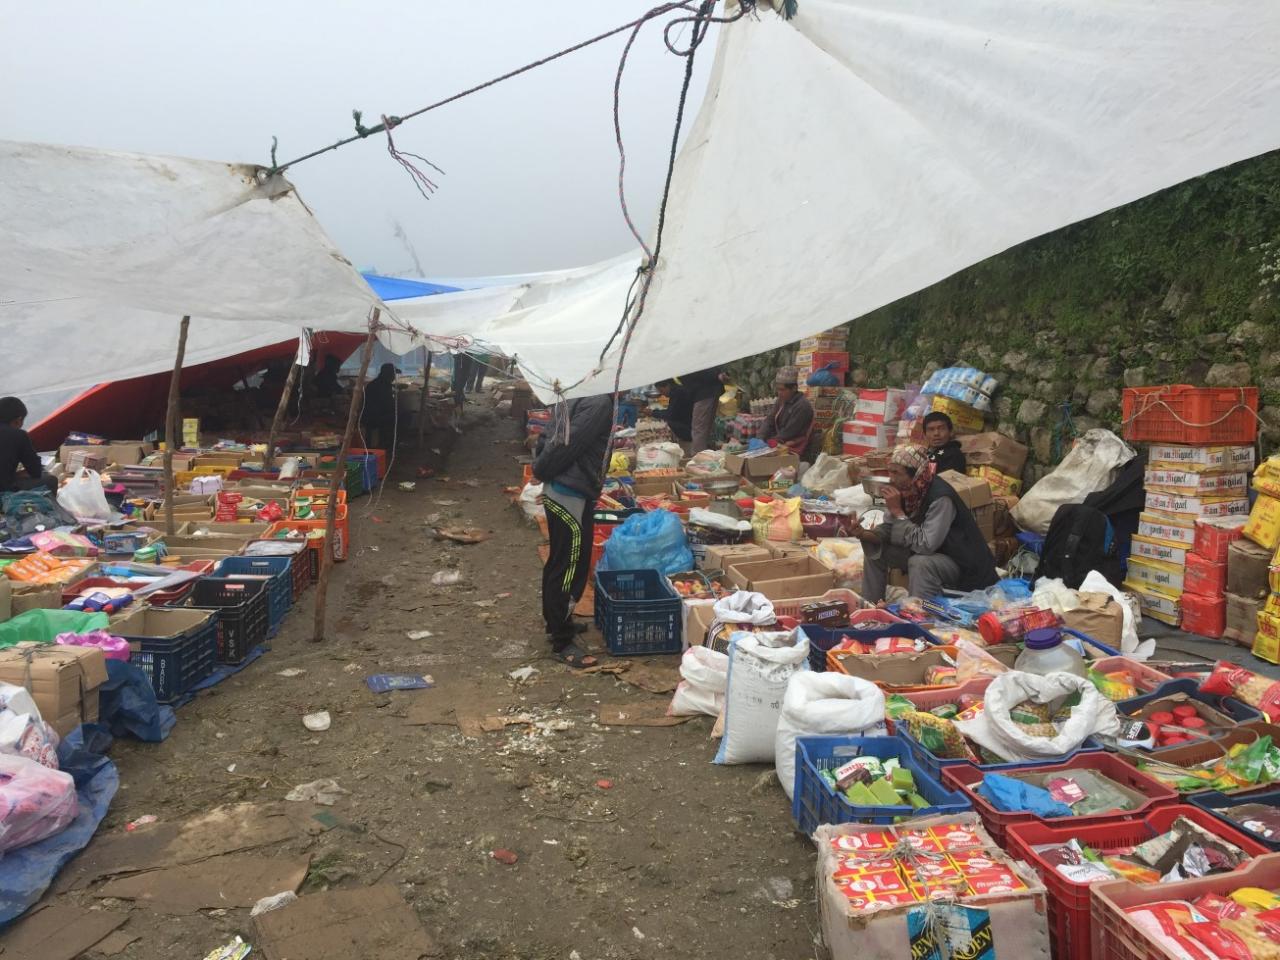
[398, 0, 1280, 402]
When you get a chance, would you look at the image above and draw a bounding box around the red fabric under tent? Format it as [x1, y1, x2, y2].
[28, 331, 368, 449]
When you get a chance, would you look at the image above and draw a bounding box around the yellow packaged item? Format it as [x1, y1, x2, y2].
[931, 396, 984, 433]
[1254, 612, 1280, 665]
[1244, 494, 1280, 551]
[607, 453, 630, 477]
[968, 465, 1021, 497]
[1231, 888, 1280, 911]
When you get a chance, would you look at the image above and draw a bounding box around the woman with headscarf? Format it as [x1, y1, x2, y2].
[361, 363, 398, 451]
[850, 444, 997, 602]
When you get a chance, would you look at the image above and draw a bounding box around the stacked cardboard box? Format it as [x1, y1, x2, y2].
[800, 387, 854, 433]
[1129, 444, 1253, 629]
[842, 388, 904, 456]
[1249, 456, 1280, 661]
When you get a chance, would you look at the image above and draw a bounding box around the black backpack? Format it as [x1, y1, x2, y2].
[1036, 503, 1121, 589]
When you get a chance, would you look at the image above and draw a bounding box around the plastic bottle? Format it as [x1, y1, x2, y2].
[1014, 627, 1088, 678]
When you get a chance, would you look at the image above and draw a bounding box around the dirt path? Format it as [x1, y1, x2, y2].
[46, 400, 817, 960]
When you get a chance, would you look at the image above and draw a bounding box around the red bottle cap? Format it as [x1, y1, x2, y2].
[1180, 716, 1207, 730]
[1148, 711, 1176, 727]
[1172, 705, 1199, 719]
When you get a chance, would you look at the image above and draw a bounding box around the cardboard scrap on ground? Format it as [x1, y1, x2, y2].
[96, 853, 311, 912]
[404, 679, 511, 732]
[92, 930, 141, 956]
[580, 660, 680, 695]
[456, 712, 533, 738]
[432, 525, 491, 544]
[0, 904, 126, 960]
[598, 702, 693, 727]
[57, 802, 299, 890]
[254, 884, 439, 960]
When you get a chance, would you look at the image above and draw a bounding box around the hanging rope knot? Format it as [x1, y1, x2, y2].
[382, 114, 446, 200]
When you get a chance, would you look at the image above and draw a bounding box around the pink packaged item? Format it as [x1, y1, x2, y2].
[0, 753, 77, 854]
[28, 530, 98, 557]
[55, 629, 131, 661]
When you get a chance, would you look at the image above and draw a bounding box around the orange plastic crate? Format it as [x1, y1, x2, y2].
[1122, 385, 1259, 444]
[265, 507, 348, 579]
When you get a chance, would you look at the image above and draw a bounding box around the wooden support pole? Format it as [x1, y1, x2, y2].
[163, 316, 191, 537]
[417, 346, 432, 447]
[313, 315, 378, 642]
[264, 359, 301, 471]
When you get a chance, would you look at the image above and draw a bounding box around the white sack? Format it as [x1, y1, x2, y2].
[712, 591, 776, 626]
[669, 646, 729, 717]
[1079, 570, 1153, 661]
[518, 482, 544, 520]
[1031, 578, 1082, 616]
[953, 670, 1120, 763]
[57, 467, 116, 521]
[714, 629, 809, 765]
[801, 454, 852, 496]
[0, 683, 59, 769]
[636, 442, 684, 473]
[775, 672, 886, 801]
[1011, 430, 1135, 534]
[832, 485, 874, 515]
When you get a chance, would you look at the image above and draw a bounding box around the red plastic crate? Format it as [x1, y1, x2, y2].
[941, 753, 1180, 848]
[1007, 804, 1268, 960]
[1116, 720, 1280, 795]
[1179, 591, 1226, 638]
[1122, 385, 1259, 444]
[1092, 852, 1280, 960]
[1193, 518, 1246, 564]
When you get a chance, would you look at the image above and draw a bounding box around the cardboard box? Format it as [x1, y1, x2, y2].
[1254, 611, 1280, 664]
[930, 395, 985, 434]
[1183, 552, 1227, 598]
[841, 421, 895, 456]
[1138, 511, 1197, 549]
[723, 452, 799, 483]
[701, 543, 771, 573]
[939, 470, 993, 511]
[59, 441, 153, 468]
[177, 521, 272, 539]
[1193, 516, 1248, 563]
[1129, 534, 1189, 568]
[853, 389, 907, 424]
[1227, 538, 1272, 599]
[1123, 583, 1182, 626]
[1125, 556, 1185, 597]
[1224, 592, 1262, 646]
[725, 556, 835, 601]
[9, 583, 63, 615]
[767, 540, 818, 560]
[1148, 444, 1256, 472]
[1144, 469, 1249, 497]
[1244, 494, 1280, 550]
[182, 418, 201, 447]
[682, 600, 717, 648]
[1144, 491, 1249, 518]
[1062, 591, 1125, 649]
[829, 645, 1019, 685]
[0, 642, 108, 736]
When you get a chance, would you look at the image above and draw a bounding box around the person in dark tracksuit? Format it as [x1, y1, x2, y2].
[533, 395, 614, 668]
[0, 397, 55, 496]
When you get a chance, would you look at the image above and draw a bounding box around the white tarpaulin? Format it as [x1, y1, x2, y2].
[0, 140, 394, 399]
[402, 0, 1280, 401]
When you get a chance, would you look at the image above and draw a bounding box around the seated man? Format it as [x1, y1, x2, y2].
[851, 444, 996, 602]
[923, 411, 967, 474]
[759, 367, 814, 456]
[0, 397, 56, 496]
[654, 379, 694, 451]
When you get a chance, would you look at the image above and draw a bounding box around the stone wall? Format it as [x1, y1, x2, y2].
[730, 150, 1280, 485]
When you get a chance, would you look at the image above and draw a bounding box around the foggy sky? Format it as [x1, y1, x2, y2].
[0, 1, 716, 278]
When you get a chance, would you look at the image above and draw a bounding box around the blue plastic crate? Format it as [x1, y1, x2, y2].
[216, 556, 293, 638]
[1188, 788, 1280, 851]
[120, 607, 219, 703]
[594, 569, 682, 656]
[799, 622, 941, 673]
[896, 726, 1107, 784]
[792, 735, 971, 836]
[1118, 677, 1262, 738]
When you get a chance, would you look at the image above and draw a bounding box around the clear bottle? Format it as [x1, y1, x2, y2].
[1014, 628, 1088, 678]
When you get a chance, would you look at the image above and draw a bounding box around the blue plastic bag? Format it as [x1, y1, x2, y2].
[599, 510, 693, 575]
[98, 659, 176, 742]
[978, 773, 1072, 817]
[806, 362, 843, 387]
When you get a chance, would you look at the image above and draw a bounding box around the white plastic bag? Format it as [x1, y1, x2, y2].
[0, 683, 59, 769]
[812, 539, 865, 590]
[953, 670, 1120, 762]
[775, 672, 885, 800]
[189, 475, 223, 495]
[669, 646, 729, 717]
[1031, 577, 1083, 616]
[518, 481, 544, 520]
[57, 467, 115, 521]
[0, 753, 77, 854]
[636, 442, 683, 472]
[801, 454, 852, 495]
[1011, 429, 1135, 534]
[832, 485, 874, 514]
[714, 629, 809, 765]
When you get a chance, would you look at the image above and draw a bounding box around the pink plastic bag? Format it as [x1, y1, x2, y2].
[0, 753, 77, 854]
[55, 630, 131, 661]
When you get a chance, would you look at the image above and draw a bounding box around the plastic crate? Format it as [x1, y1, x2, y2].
[61, 561, 215, 608]
[941, 753, 1180, 848]
[792, 735, 971, 836]
[593, 569, 682, 656]
[1090, 656, 1173, 697]
[215, 556, 292, 638]
[179, 577, 270, 663]
[801, 620, 942, 675]
[1117, 720, 1280, 795]
[1117, 677, 1262, 736]
[1006, 804, 1269, 960]
[1189, 786, 1280, 852]
[771, 588, 865, 621]
[1122, 385, 1260, 444]
[883, 677, 993, 733]
[244, 539, 310, 601]
[1092, 852, 1280, 960]
[829, 643, 1020, 692]
[347, 454, 378, 493]
[118, 607, 219, 703]
[266, 507, 348, 571]
[349, 447, 387, 479]
[898, 725, 1107, 786]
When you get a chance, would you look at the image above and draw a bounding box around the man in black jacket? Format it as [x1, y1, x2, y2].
[654, 379, 693, 448]
[681, 366, 726, 454]
[850, 444, 996, 602]
[533, 395, 615, 667]
[923, 412, 967, 474]
[0, 397, 55, 495]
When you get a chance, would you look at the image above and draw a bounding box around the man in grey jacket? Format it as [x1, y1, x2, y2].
[532, 395, 615, 667]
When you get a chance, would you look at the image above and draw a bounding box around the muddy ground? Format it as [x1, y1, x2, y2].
[27, 398, 819, 960]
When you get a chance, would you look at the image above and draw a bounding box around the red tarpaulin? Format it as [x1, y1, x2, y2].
[29, 331, 368, 448]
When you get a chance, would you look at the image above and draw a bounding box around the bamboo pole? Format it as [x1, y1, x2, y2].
[264, 358, 301, 471]
[162, 316, 191, 537]
[312, 315, 378, 641]
[417, 346, 432, 446]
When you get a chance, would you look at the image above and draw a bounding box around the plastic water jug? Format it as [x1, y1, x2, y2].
[1014, 628, 1087, 678]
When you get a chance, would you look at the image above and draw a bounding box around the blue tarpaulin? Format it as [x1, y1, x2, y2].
[0, 727, 118, 926]
[360, 273, 459, 302]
